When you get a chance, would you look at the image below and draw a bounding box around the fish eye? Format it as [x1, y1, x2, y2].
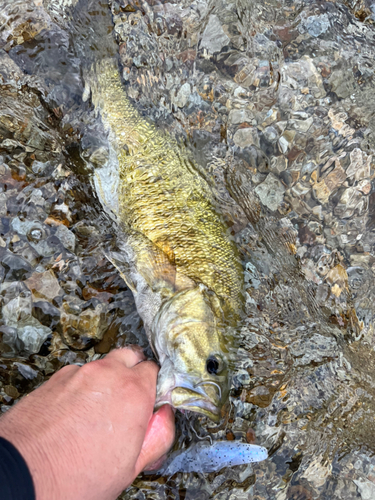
[206, 356, 221, 375]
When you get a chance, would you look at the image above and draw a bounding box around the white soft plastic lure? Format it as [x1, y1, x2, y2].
[153, 441, 268, 476]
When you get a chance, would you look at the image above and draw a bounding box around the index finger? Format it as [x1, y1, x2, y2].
[132, 359, 160, 384]
[105, 345, 146, 368]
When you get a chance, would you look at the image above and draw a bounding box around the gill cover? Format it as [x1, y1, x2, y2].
[152, 286, 230, 421]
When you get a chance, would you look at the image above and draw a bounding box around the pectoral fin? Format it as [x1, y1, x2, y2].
[105, 252, 137, 294]
[105, 228, 194, 300]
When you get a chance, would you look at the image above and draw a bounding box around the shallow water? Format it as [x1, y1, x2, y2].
[2, 0, 375, 498]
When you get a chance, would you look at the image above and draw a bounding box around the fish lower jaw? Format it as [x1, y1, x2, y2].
[155, 394, 221, 422]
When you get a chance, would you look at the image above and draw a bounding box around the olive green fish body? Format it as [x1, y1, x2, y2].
[92, 61, 242, 314]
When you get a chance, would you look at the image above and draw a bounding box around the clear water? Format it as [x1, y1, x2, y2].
[1, 0, 375, 499]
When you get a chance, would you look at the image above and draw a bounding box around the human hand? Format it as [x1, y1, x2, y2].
[0, 347, 175, 500]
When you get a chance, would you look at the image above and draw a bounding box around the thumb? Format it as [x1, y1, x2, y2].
[135, 405, 175, 473]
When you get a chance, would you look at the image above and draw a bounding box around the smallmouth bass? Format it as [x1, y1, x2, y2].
[80, 2, 244, 421]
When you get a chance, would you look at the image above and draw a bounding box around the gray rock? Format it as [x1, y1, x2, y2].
[270, 156, 288, 174]
[32, 300, 61, 329]
[0, 193, 7, 216]
[346, 148, 371, 181]
[254, 173, 286, 211]
[13, 362, 39, 380]
[291, 182, 311, 197]
[11, 217, 44, 238]
[290, 333, 338, 366]
[2, 292, 33, 326]
[354, 479, 375, 500]
[233, 127, 259, 148]
[288, 117, 314, 133]
[278, 135, 289, 154]
[1, 253, 33, 281]
[334, 187, 367, 219]
[175, 82, 191, 108]
[29, 239, 57, 257]
[32, 160, 52, 176]
[28, 189, 45, 208]
[303, 14, 330, 38]
[228, 109, 253, 125]
[55, 224, 76, 252]
[200, 15, 230, 54]
[233, 369, 251, 387]
[16, 317, 52, 354]
[1, 281, 51, 354]
[186, 92, 211, 114]
[329, 69, 356, 99]
[263, 126, 278, 143]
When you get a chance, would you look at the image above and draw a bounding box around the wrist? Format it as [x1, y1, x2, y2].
[0, 404, 69, 500]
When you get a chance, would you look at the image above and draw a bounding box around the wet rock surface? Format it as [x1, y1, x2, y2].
[2, 0, 375, 499]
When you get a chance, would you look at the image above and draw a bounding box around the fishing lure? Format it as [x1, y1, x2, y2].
[152, 441, 268, 475]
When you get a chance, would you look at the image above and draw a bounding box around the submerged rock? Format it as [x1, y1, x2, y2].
[200, 15, 230, 54]
[25, 270, 62, 302]
[60, 302, 108, 350]
[1, 253, 33, 281]
[175, 83, 191, 109]
[254, 173, 285, 211]
[16, 317, 52, 355]
[54, 224, 76, 252]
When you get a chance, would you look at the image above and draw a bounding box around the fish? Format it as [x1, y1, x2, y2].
[148, 441, 268, 475]
[73, 0, 244, 422]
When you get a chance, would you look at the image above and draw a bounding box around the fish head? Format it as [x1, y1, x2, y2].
[152, 286, 232, 422]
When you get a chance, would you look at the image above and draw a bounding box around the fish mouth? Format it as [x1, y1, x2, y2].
[155, 382, 223, 422]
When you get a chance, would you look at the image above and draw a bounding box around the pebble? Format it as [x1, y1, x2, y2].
[254, 173, 286, 211]
[11, 217, 45, 238]
[32, 300, 61, 329]
[60, 303, 107, 349]
[346, 148, 371, 181]
[233, 127, 259, 148]
[288, 117, 314, 133]
[233, 369, 251, 387]
[328, 69, 355, 99]
[228, 108, 253, 125]
[175, 82, 191, 108]
[31, 160, 52, 176]
[186, 92, 211, 114]
[25, 270, 62, 302]
[1, 253, 32, 281]
[302, 14, 330, 38]
[16, 318, 52, 355]
[54, 224, 76, 252]
[200, 15, 230, 54]
[353, 479, 375, 500]
[263, 126, 278, 143]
